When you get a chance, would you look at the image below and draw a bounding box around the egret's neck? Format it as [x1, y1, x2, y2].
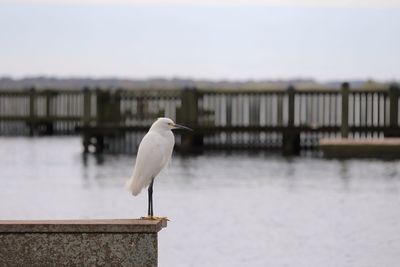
[149, 126, 173, 137]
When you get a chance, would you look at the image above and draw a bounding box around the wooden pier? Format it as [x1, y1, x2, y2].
[319, 138, 400, 158]
[0, 83, 399, 154]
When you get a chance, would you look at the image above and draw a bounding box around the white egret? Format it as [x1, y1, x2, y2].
[125, 117, 192, 219]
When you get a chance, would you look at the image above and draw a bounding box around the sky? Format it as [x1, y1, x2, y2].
[0, 1, 400, 81]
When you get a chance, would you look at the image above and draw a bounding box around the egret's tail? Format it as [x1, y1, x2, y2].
[125, 173, 141, 196]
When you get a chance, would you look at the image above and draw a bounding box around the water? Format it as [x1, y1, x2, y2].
[1, 137, 400, 267]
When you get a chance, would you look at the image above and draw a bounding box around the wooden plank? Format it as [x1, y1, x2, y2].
[319, 138, 400, 158]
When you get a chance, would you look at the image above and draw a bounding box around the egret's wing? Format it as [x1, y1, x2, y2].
[126, 132, 167, 195]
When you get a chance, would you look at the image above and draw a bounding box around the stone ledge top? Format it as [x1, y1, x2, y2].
[0, 219, 167, 233]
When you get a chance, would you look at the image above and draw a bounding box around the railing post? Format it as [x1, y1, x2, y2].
[45, 91, 51, 119]
[389, 84, 399, 128]
[386, 83, 399, 137]
[341, 82, 349, 138]
[44, 90, 54, 135]
[28, 87, 36, 136]
[82, 87, 91, 153]
[93, 89, 106, 153]
[95, 89, 102, 126]
[179, 87, 201, 152]
[282, 85, 300, 155]
[92, 89, 122, 153]
[287, 86, 295, 127]
[137, 96, 145, 122]
[96, 89, 121, 126]
[111, 90, 122, 125]
[83, 87, 91, 127]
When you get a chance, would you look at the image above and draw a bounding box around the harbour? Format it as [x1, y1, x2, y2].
[0, 136, 399, 266]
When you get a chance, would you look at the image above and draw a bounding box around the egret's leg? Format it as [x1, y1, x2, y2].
[147, 185, 151, 217]
[148, 178, 154, 217]
[143, 178, 168, 220]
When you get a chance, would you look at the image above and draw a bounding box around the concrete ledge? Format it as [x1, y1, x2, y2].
[319, 138, 400, 158]
[0, 219, 167, 233]
[0, 219, 167, 267]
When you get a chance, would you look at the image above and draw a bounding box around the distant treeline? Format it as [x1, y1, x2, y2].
[0, 77, 391, 90]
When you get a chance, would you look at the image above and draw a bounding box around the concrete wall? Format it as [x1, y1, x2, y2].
[0, 219, 167, 267]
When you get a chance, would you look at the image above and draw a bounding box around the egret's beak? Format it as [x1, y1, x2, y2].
[173, 123, 193, 131]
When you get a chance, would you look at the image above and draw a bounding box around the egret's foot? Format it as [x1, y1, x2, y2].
[140, 216, 169, 221]
[152, 216, 169, 221]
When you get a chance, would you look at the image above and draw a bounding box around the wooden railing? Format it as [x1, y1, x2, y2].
[0, 89, 88, 135]
[0, 84, 398, 153]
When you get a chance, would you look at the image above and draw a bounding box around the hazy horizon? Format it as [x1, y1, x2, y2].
[0, 75, 396, 85]
[1, 2, 400, 81]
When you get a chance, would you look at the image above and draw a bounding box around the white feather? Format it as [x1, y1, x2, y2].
[125, 119, 174, 196]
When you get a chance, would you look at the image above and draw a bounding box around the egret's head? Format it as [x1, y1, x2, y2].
[151, 117, 193, 131]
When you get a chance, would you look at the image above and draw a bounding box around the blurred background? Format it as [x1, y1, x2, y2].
[1, 0, 400, 266]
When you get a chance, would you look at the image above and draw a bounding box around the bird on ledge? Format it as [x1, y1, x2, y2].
[125, 117, 192, 220]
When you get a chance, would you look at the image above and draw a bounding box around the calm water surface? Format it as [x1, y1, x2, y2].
[1, 137, 400, 267]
